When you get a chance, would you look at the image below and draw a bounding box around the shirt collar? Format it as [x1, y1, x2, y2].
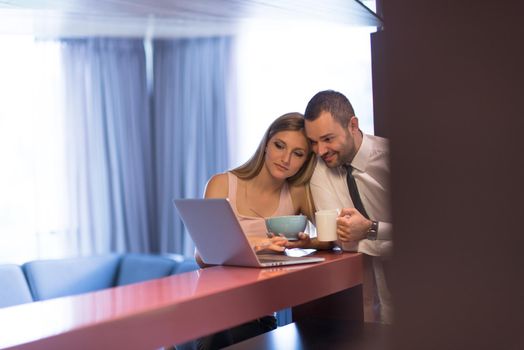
[350, 133, 370, 172]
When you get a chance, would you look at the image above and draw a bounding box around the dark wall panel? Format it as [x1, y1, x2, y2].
[382, 2, 524, 349]
[371, 30, 387, 137]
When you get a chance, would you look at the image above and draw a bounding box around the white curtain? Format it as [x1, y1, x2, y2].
[61, 38, 153, 255]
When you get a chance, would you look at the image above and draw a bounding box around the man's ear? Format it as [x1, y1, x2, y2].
[348, 115, 359, 133]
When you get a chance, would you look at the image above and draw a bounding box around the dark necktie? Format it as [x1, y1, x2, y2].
[346, 165, 370, 219]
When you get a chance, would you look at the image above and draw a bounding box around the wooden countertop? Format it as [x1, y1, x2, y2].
[0, 251, 363, 350]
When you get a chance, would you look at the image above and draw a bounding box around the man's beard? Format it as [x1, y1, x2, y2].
[324, 143, 354, 168]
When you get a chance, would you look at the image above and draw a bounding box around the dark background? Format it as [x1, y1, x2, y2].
[373, 1, 524, 349]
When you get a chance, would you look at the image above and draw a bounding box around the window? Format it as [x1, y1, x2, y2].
[0, 20, 377, 263]
[0, 35, 68, 263]
[232, 21, 376, 167]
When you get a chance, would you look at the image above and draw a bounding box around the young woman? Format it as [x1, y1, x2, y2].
[204, 112, 317, 253]
[195, 112, 317, 350]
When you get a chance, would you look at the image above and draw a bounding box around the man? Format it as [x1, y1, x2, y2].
[290, 90, 392, 323]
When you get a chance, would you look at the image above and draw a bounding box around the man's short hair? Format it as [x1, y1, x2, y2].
[304, 90, 355, 128]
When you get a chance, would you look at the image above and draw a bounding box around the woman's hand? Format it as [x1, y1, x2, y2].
[254, 236, 288, 253]
[283, 232, 335, 250]
[283, 232, 312, 249]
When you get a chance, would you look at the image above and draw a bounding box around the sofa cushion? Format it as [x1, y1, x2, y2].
[116, 253, 177, 286]
[173, 259, 200, 274]
[160, 253, 199, 274]
[23, 254, 121, 301]
[0, 264, 33, 308]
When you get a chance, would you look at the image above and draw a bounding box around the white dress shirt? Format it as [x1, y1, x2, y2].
[310, 133, 393, 323]
[310, 133, 393, 256]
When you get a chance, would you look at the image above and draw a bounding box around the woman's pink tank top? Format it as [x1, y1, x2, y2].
[227, 172, 295, 238]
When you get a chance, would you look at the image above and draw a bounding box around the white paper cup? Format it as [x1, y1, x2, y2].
[315, 209, 338, 242]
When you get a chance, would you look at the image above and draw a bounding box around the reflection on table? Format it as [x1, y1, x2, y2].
[0, 251, 363, 350]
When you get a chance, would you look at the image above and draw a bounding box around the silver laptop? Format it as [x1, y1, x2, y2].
[174, 198, 325, 267]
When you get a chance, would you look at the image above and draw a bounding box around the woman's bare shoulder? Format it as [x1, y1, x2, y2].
[209, 172, 229, 185]
[205, 172, 229, 198]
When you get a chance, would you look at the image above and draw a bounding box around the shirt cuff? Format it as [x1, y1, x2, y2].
[377, 221, 392, 241]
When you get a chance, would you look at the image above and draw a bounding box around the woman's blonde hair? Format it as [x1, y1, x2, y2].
[231, 112, 317, 186]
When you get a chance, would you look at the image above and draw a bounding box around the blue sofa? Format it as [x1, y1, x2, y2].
[0, 264, 34, 308]
[0, 253, 199, 308]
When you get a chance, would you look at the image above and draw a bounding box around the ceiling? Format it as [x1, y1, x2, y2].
[0, 0, 380, 38]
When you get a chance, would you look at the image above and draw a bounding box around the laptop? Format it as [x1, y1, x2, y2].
[174, 198, 325, 267]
